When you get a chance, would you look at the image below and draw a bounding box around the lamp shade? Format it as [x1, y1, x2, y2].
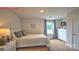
[0, 29, 10, 36]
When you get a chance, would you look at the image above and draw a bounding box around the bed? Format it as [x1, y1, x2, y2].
[13, 34, 49, 48]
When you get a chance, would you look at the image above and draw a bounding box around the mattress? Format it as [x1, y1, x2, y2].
[14, 34, 49, 48]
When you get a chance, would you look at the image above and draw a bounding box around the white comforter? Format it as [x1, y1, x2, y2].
[14, 34, 49, 48]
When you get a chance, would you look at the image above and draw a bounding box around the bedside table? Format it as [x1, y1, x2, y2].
[0, 40, 16, 51]
[0, 46, 5, 51]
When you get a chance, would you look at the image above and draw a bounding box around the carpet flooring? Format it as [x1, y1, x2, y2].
[49, 40, 77, 51]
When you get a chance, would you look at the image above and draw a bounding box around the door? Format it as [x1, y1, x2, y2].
[47, 20, 54, 39]
[72, 13, 79, 50]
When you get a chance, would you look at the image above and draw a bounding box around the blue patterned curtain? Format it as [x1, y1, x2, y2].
[53, 20, 58, 39]
[44, 20, 47, 36]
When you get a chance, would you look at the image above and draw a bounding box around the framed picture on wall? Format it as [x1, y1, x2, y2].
[31, 24, 36, 28]
[61, 21, 66, 27]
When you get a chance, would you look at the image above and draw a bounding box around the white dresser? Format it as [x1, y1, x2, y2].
[58, 29, 67, 42]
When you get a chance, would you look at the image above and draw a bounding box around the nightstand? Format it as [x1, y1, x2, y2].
[0, 40, 16, 51]
[0, 46, 5, 51]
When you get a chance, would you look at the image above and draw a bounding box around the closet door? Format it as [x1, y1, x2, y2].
[72, 13, 79, 50]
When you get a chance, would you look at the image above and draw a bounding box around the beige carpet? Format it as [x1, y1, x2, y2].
[49, 40, 77, 51]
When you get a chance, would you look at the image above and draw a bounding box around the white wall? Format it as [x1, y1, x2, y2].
[56, 20, 62, 29]
[21, 18, 44, 34]
[67, 14, 73, 46]
[0, 10, 21, 29]
[0, 10, 44, 34]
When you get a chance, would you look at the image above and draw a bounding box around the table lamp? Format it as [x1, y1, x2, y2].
[0, 29, 10, 42]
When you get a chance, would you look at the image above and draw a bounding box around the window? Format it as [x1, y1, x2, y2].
[47, 21, 54, 34]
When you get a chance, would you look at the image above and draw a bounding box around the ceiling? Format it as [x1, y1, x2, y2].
[12, 7, 78, 20]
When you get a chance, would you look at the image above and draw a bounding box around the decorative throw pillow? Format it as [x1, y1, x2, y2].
[14, 31, 23, 38]
[20, 31, 26, 36]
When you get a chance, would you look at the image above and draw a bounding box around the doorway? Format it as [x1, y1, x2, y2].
[46, 20, 58, 39]
[47, 20, 54, 39]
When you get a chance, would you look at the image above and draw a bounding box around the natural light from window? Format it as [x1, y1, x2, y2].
[47, 21, 54, 34]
